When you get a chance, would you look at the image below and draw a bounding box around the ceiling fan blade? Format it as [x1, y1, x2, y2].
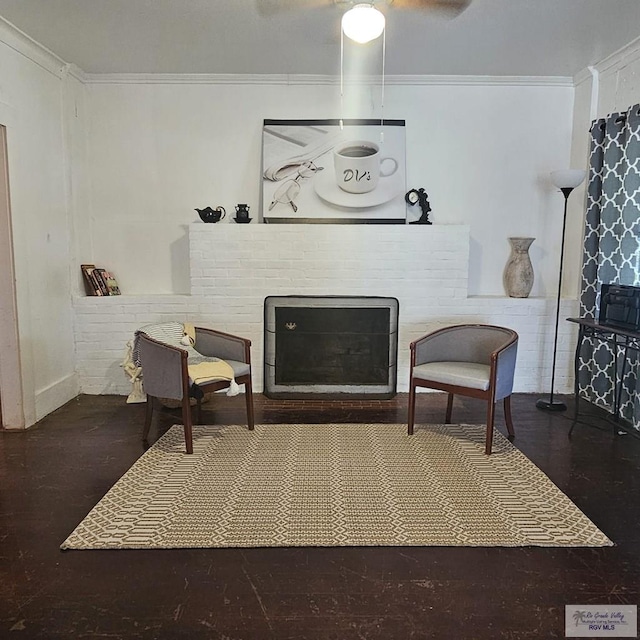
[388, 0, 472, 15]
[256, 0, 333, 16]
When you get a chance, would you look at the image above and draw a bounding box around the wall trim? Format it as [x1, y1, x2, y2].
[34, 372, 80, 425]
[83, 72, 574, 87]
[573, 66, 593, 87]
[0, 124, 24, 429]
[64, 63, 89, 84]
[0, 16, 67, 78]
[593, 33, 640, 75]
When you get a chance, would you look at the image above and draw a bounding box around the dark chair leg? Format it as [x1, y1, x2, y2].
[445, 392, 454, 424]
[407, 379, 416, 435]
[143, 396, 154, 441]
[485, 400, 496, 455]
[181, 397, 194, 455]
[504, 396, 515, 439]
[194, 397, 202, 425]
[245, 377, 255, 431]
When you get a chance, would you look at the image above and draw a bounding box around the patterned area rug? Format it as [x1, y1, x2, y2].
[61, 423, 612, 549]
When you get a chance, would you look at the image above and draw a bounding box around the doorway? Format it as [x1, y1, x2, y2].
[0, 124, 24, 429]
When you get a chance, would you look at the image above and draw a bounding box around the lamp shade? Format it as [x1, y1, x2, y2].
[342, 4, 385, 44]
[550, 169, 586, 190]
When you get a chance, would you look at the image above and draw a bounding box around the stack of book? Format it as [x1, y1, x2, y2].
[81, 264, 121, 296]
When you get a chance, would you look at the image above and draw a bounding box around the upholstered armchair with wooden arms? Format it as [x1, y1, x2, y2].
[407, 324, 518, 455]
[137, 324, 254, 454]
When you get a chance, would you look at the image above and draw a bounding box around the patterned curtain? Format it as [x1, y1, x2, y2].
[579, 103, 640, 430]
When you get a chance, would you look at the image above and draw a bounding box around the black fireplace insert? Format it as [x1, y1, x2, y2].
[264, 296, 399, 399]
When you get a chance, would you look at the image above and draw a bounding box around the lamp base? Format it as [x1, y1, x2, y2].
[536, 398, 567, 412]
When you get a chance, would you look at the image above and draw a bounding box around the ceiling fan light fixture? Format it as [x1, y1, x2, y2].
[341, 3, 385, 44]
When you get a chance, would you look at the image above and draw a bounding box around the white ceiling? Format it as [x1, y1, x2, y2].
[0, 0, 639, 77]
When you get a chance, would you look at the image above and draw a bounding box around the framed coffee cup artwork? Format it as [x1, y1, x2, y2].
[262, 119, 407, 224]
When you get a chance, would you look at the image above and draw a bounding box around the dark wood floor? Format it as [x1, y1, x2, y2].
[1, 392, 639, 639]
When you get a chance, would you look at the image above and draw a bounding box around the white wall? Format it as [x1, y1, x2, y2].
[82, 77, 575, 300]
[0, 21, 79, 427]
[5, 14, 631, 423]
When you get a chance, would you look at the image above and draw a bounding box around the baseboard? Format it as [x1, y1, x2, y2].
[34, 373, 80, 424]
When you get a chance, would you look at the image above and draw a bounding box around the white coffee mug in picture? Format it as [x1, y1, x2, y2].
[333, 140, 398, 194]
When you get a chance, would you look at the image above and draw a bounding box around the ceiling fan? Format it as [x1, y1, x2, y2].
[258, 0, 472, 43]
[258, 0, 471, 14]
[347, 0, 471, 13]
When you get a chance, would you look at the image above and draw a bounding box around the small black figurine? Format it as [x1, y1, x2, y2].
[405, 188, 432, 224]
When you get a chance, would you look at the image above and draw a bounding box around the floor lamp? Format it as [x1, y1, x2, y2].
[536, 169, 587, 412]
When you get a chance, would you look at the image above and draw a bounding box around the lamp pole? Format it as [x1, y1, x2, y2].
[536, 187, 573, 411]
[537, 169, 585, 411]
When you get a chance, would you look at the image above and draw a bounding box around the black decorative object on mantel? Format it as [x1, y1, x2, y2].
[234, 204, 252, 223]
[405, 188, 432, 224]
[195, 206, 226, 223]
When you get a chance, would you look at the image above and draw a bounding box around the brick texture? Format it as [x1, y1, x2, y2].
[74, 224, 578, 396]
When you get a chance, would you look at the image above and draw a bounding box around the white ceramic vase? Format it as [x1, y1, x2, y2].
[504, 237, 534, 298]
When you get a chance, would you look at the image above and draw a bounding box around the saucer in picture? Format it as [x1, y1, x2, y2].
[314, 171, 403, 209]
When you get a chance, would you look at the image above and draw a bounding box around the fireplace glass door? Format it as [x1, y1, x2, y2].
[264, 296, 399, 398]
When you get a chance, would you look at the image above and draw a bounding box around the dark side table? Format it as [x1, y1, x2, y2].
[567, 317, 640, 435]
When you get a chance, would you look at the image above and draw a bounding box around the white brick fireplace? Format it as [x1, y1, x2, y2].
[74, 223, 578, 396]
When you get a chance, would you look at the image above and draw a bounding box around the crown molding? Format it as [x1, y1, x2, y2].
[387, 75, 573, 86]
[573, 34, 640, 87]
[83, 72, 574, 87]
[594, 33, 640, 76]
[85, 73, 307, 85]
[0, 16, 67, 78]
[64, 63, 89, 84]
[573, 66, 594, 87]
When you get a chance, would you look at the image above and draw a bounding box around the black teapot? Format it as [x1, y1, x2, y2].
[196, 206, 226, 223]
[234, 204, 251, 223]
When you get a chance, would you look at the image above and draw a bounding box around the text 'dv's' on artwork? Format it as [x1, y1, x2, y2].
[262, 119, 406, 223]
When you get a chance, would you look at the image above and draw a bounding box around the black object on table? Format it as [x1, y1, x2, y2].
[567, 317, 640, 436]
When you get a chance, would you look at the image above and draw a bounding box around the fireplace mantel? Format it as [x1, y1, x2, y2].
[189, 222, 471, 299]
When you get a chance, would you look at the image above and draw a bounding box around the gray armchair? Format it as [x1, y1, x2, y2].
[407, 324, 518, 454]
[137, 325, 254, 454]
